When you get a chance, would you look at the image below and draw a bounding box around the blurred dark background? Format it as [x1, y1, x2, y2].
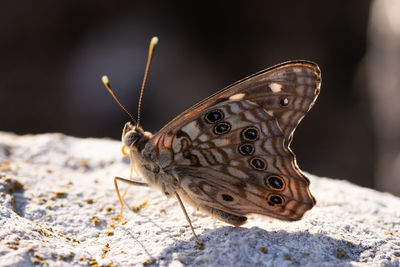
[1, 1, 400, 195]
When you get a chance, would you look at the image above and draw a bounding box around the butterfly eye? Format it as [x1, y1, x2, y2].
[267, 194, 284, 206]
[249, 157, 267, 170]
[265, 175, 285, 191]
[222, 194, 234, 202]
[241, 127, 259, 141]
[124, 131, 143, 146]
[239, 143, 254, 155]
[213, 122, 231, 135]
[280, 97, 289, 106]
[205, 109, 224, 124]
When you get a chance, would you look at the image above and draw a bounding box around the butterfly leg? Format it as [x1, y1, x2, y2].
[111, 176, 149, 226]
[121, 147, 136, 199]
[175, 192, 203, 245]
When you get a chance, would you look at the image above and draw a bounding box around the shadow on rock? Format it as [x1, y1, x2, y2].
[157, 226, 368, 266]
[0, 176, 28, 216]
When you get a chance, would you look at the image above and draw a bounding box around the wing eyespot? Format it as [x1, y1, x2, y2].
[238, 143, 254, 155]
[280, 97, 289, 106]
[221, 194, 234, 202]
[213, 122, 231, 135]
[241, 127, 259, 141]
[204, 109, 224, 124]
[267, 194, 284, 206]
[265, 175, 285, 191]
[249, 157, 267, 170]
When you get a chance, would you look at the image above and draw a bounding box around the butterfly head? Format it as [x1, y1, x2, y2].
[122, 122, 152, 151]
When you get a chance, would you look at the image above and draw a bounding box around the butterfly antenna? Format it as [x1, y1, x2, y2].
[102, 75, 137, 124]
[136, 36, 158, 127]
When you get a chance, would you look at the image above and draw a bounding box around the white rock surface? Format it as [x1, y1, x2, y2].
[0, 132, 399, 266]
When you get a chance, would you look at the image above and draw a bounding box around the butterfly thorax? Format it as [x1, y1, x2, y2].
[122, 122, 179, 197]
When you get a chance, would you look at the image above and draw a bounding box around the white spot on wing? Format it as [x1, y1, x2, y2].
[198, 134, 208, 142]
[181, 121, 200, 140]
[269, 83, 282, 93]
[229, 102, 242, 113]
[229, 93, 245, 100]
[245, 100, 258, 106]
[202, 183, 215, 193]
[293, 67, 303, 73]
[212, 139, 231, 147]
[266, 110, 274, 117]
[227, 166, 249, 179]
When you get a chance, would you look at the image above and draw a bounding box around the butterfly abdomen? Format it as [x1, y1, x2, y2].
[201, 205, 248, 226]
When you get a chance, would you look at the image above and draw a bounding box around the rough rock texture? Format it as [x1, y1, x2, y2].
[0, 132, 399, 266]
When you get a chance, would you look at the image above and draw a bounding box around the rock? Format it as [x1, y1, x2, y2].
[0, 132, 399, 266]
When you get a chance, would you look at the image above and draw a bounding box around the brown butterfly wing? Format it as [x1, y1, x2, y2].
[156, 60, 320, 143]
[144, 61, 320, 222]
[168, 100, 315, 222]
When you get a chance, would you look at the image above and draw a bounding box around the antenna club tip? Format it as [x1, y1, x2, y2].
[102, 75, 109, 85]
[151, 36, 159, 46]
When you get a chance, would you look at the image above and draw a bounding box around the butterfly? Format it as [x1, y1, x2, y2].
[102, 37, 320, 245]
